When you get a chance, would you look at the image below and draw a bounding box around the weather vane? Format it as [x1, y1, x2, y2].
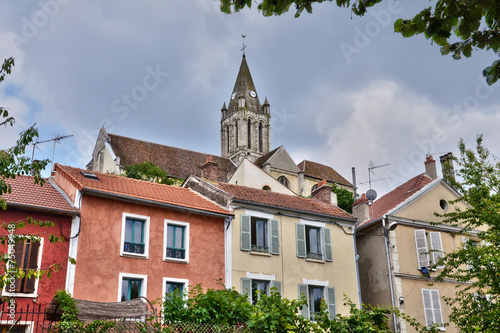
[241, 34, 247, 55]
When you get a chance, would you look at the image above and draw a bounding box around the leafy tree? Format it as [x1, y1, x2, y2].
[432, 135, 500, 332]
[332, 184, 353, 213]
[219, 0, 500, 85]
[122, 161, 175, 185]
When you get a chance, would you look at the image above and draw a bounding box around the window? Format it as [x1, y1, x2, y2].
[164, 220, 190, 263]
[0, 323, 32, 333]
[121, 213, 149, 258]
[163, 277, 188, 300]
[226, 126, 230, 154]
[296, 223, 332, 262]
[247, 119, 252, 149]
[7, 238, 43, 296]
[241, 278, 281, 305]
[258, 123, 263, 153]
[311, 184, 318, 194]
[262, 185, 271, 191]
[235, 119, 239, 147]
[118, 273, 147, 302]
[240, 215, 279, 255]
[461, 236, 479, 270]
[422, 289, 444, 329]
[298, 284, 336, 320]
[277, 176, 290, 188]
[414, 230, 444, 269]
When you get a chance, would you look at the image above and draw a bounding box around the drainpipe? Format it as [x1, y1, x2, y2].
[352, 166, 362, 307]
[383, 215, 398, 332]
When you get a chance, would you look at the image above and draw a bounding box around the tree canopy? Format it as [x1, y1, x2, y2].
[220, 0, 500, 85]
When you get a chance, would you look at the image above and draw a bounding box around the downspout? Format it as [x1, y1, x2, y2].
[224, 216, 234, 289]
[383, 215, 398, 332]
[352, 167, 362, 307]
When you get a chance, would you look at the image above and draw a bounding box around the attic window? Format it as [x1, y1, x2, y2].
[262, 185, 271, 191]
[439, 199, 448, 211]
[81, 171, 99, 180]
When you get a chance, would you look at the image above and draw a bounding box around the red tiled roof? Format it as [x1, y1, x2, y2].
[1, 175, 77, 215]
[55, 164, 232, 216]
[108, 134, 236, 182]
[358, 173, 434, 228]
[217, 183, 354, 220]
[297, 160, 352, 187]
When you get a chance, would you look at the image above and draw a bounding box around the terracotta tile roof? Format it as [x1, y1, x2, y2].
[254, 147, 280, 167]
[297, 160, 352, 187]
[108, 134, 236, 182]
[54, 164, 231, 216]
[358, 173, 434, 228]
[217, 183, 354, 220]
[1, 175, 77, 215]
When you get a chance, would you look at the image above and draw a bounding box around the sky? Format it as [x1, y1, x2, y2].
[1, 1, 499, 198]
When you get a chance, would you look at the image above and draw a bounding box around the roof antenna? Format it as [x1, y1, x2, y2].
[241, 34, 247, 56]
[31, 134, 74, 175]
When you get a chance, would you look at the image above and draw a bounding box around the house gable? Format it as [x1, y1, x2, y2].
[255, 146, 300, 174]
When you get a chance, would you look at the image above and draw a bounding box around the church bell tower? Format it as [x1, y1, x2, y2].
[220, 54, 271, 164]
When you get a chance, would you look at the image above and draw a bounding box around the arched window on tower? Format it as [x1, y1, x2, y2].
[226, 126, 230, 154]
[247, 119, 251, 149]
[259, 123, 263, 153]
[235, 120, 239, 148]
[278, 176, 290, 188]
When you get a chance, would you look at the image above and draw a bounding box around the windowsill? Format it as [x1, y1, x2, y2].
[250, 251, 272, 257]
[120, 252, 149, 259]
[2, 292, 37, 298]
[305, 258, 325, 264]
[164, 257, 189, 264]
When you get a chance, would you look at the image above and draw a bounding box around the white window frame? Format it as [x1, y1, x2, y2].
[163, 220, 190, 263]
[118, 272, 148, 302]
[120, 213, 150, 259]
[298, 279, 336, 320]
[0, 320, 34, 333]
[3, 237, 44, 298]
[414, 229, 444, 269]
[241, 272, 280, 304]
[162, 277, 189, 302]
[421, 288, 445, 331]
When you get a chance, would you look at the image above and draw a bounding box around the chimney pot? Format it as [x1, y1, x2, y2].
[425, 155, 437, 179]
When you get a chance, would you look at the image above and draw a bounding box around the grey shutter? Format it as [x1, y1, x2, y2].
[462, 237, 473, 270]
[296, 224, 306, 258]
[326, 287, 336, 319]
[323, 228, 332, 262]
[298, 284, 309, 319]
[422, 289, 434, 327]
[241, 278, 252, 303]
[270, 219, 280, 255]
[414, 229, 429, 267]
[270, 280, 281, 295]
[431, 289, 443, 326]
[429, 232, 444, 267]
[241, 215, 251, 251]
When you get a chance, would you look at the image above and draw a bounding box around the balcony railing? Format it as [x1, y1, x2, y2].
[307, 252, 323, 261]
[166, 247, 185, 259]
[124, 242, 145, 254]
[251, 245, 269, 253]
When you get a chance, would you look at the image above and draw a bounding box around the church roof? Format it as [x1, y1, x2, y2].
[108, 133, 236, 182]
[217, 182, 354, 220]
[297, 160, 352, 187]
[254, 147, 281, 167]
[227, 55, 262, 114]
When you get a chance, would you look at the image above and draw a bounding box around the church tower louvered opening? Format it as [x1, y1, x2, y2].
[220, 55, 271, 164]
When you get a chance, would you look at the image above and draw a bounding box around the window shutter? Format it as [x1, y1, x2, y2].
[296, 224, 306, 258]
[24, 240, 40, 293]
[241, 278, 252, 303]
[298, 284, 309, 319]
[270, 219, 280, 255]
[240, 215, 251, 251]
[323, 228, 332, 262]
[462, 237, 473, 270]
[270, 280, 281, 295]
[326, 287, 336, 319]
[14, 240, 26, 292]
[414, 229, 429, 267]
[422, 289, 434, 327]
[429, 232, 444, 267]
[431, 290, 443, 326]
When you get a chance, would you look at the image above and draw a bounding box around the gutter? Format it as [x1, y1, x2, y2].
[5, 202, 79, 216]
[81, 188, 233, 219]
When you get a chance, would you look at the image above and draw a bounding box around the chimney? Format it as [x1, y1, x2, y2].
[352, 193, 370, 224]
[424, 155, 437, 179]
[439, 153, 455, 183]
[201, 156, 218, 182]
[312, 179, 336, 206]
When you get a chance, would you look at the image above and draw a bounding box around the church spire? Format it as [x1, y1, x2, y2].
[227, 55, 261, 115]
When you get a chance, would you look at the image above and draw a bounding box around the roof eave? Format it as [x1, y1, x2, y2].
[4, 202, 79, 217]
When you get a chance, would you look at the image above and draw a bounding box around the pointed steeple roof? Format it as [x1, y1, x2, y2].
[227, 55, 262, 114]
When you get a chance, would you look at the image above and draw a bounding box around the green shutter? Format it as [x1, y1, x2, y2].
[414, 229, 429, 267]
[241, 278, 252, 303]
[270, 219, 280, 255]
[241, 215, 251, 251]
[326, 287, 336, 319]
[270, 280, 281, 295]
[323, 228, 332, 262]
[296, 224, 306, 258]
[298, 284, 309, 319]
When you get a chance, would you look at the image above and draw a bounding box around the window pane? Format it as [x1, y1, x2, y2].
[166, 282, 184, 295]
[134, 220, 144, 243]
[309, 286, 323, 320]
[252, 280, 269, 305]
[307, 227, 320, 254]
[121, 279, 129, 301]
[174, 226, 184, 249]
[125, 219, 133, 242]
[129, 279, 141, 300]
[167, 225, 174, 247]
[251, 218, 268, 252]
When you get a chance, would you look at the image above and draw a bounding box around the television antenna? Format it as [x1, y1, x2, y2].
[367, 161, 390, 189]
[31, 134, 73, 175]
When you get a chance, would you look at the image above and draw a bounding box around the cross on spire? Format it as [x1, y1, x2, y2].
[241, 34, 247, 55]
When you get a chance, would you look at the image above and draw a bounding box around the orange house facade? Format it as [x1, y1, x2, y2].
[52, 164, 233, 304]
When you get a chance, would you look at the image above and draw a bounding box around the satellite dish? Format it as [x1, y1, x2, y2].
[366, 189, 377, 201]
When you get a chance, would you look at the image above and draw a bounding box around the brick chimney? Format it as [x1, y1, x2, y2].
[440, 153, 455, 183]
[424, 155, 437, 179]
[352, 193, 370, 224]
[201, 156, 218, 182]
[312, 179, 337, 206]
